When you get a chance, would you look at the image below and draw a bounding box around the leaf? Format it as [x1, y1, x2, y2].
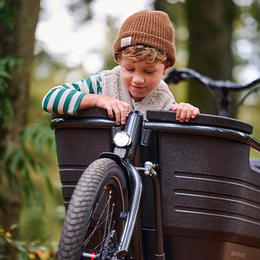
[38, 162, 53, 195]
[0, 69, 11, 78]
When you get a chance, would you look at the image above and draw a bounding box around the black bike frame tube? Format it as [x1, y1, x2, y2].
[124, 111, 143, 160]
[248, 135, 260, 153]
[115, 162, 143, 259]
[152, 175, 166, 260]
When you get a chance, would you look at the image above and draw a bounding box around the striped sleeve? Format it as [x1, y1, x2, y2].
[42, 73, 103, 115]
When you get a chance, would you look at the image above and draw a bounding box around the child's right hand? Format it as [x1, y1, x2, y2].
[170, 102, 200, 122]
[94, 95, 130, 125]
[79, 94, 130, 124]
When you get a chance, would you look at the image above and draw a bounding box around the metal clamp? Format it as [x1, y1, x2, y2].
[136, 161, 158, 176]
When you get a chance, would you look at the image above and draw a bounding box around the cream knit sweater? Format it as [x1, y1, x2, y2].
[101, 66, 175, 119]
[42, 65, 176, 118]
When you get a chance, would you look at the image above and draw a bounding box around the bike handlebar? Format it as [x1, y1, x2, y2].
[165, 68, 260, 90]
[164, 68, 260, 117]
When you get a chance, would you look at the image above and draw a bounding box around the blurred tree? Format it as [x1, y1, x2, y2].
[0, 0, 40, 136]
[153, 0, 166, 10]
[102, 16, 119, 70]
[233, 0, 260, 81]
[154, 0, 236, 114]
[185, 0, 236, 114]
[67, 0, 96, 22]
[0, 0, 40, 258]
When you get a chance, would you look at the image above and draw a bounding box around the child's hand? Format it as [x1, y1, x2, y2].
[170, 102, 200, 122]
[95, 95, 130, 125]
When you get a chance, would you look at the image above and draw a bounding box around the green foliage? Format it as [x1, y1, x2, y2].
[0, 55, 55, 206]
[0, 55, 16, 127]
[0, 224, 57, 260]
[0, 1, 17, 128]
[0, 0, 15, 29]
[0, 1, 61, 258]
[0, 0, 55, 206]
[0, 47, 55, 206]
[1, 113, 55, 204]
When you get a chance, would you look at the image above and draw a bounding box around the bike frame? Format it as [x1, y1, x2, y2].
[51, 108, 260, 260]
[100, 110, 165, 259]
[165, 68, 260, 117]
[97, 110, 260, 259]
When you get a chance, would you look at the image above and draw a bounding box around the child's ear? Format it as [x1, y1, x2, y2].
[163, 63, 170, 75]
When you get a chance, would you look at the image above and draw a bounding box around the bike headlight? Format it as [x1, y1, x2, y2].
[113, 131, 131, 148]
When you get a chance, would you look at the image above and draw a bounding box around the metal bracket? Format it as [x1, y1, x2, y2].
[136, 161, 158, 176]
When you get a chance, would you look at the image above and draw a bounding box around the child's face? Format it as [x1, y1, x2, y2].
[119, 57, 169, 102]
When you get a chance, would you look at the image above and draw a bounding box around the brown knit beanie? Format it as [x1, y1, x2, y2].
[113, 10, 176, 67]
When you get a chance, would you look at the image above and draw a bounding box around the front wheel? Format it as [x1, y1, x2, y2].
[57, 158, 129, 260]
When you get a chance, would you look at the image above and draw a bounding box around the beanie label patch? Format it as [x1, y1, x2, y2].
[121, 36, 132, 48]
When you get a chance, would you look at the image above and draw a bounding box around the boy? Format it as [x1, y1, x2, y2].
[42, 10, 199, 124]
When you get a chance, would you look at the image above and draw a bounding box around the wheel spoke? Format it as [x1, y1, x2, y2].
[100, 202, 116, 254]
[83, 207, 115, 250]
[57, 159, 127, 260]
[83, 188, 106, 239]
[100, 190, 112, 253]
[83, 188, 112, 248]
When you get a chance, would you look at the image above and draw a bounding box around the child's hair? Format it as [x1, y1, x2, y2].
[113, 10, 176, 67]
[115, 44, 168, 65]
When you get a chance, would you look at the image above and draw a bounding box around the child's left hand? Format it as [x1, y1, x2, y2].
[170, 102, 200, 122]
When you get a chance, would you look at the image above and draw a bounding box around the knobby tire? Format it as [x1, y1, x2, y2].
[57, 158, 129, 260]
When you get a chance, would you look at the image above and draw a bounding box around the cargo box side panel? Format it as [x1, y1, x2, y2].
[159, 133, 260, 248]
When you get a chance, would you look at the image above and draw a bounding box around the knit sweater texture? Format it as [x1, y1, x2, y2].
[42, 66, 176, 119]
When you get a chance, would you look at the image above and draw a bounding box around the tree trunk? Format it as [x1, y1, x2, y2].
[185, 0, 236, 114]
[0, 0, 40, 134]
[0, 0, 40, 258]
[153, 0, 165, 10]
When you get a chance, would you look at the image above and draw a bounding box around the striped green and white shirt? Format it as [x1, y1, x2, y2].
[42, 73, 103, 115]
[42, 66, 176, 116]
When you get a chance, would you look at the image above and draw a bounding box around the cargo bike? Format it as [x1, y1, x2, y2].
[51, 69, 260, 260]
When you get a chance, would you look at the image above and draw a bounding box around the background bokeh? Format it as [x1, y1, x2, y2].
[0, 0, 259, 259]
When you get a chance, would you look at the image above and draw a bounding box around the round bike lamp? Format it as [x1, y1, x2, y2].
[113, 131, 131, 148]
